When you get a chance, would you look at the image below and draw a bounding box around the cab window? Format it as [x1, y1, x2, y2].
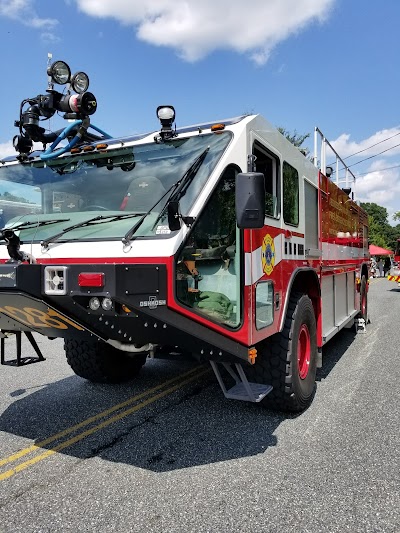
[253, 141, 280, 219]
[283, 161, 299, 226]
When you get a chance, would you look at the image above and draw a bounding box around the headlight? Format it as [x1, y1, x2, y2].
[101, 297, 113, 311]
[89, 297, 101, 311]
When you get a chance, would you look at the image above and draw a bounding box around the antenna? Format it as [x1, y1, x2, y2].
[47, 52, 53, 90]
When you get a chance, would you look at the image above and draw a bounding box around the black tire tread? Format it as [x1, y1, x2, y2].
[248, 292, 317, 412]
[64, 339, 147, 383]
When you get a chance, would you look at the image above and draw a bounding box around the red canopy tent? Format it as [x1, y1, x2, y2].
[369, 244, 393, 255]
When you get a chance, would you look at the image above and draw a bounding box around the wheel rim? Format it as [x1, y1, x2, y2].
[298, 324, 311, 379]
[361, 290, 367, 316]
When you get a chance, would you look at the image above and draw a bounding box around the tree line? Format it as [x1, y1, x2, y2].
[360, 202, 400, 251]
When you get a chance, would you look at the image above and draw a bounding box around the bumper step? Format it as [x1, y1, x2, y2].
[210, 360, 272, 402]
[1, 331, 46, 367]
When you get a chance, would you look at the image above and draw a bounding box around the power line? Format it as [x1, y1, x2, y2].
[342, 130, 400, 160]
[327, 130, 400, 169]
[331, 141, 400, 175]
[356, 163, 400, 176]
[346, 142, 400, 169]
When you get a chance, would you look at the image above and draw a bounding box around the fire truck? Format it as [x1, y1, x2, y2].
[0, 60, 370, 412]
[388, 239, 400, 284]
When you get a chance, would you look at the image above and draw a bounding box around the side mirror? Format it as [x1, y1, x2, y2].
[235, 172, 265, 229]
[167, 201, 181, 231]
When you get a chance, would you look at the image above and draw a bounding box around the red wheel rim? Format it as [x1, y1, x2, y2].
[361, 291, 367, 315]
[298, 324, 311, 379]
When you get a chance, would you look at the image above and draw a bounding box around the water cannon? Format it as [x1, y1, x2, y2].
[13, 60, 101, 160]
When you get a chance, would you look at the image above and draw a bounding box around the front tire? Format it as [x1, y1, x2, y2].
[248, 292, 317, 412]
[64, 339, 147, 383]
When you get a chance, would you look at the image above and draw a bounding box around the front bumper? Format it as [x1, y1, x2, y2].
[0, 262, 249, 362]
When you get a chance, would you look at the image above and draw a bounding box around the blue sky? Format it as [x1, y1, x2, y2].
[1, 0, 400, 223]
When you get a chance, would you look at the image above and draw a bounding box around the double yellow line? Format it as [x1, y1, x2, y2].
[0, 366, 209, 481]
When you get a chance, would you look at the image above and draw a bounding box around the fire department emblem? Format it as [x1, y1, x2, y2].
[261, 234, 275, 276]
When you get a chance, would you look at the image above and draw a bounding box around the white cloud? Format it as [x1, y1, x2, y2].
[327, 129, 400, 222]
[331, 127, 400, 159]
[74, 0, 335, 63]
[0, 140, 43, 160]
[0, 141, 14, 159]
[0, 0, 58, 39]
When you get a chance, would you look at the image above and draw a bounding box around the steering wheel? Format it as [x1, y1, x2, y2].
[82, 205, 109, 211]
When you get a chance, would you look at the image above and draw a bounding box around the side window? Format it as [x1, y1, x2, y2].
[255, 281, 274, 329]
[283, 161, 299, 226]
[175, 165, 241, 328]
[253, 141, 280, 218]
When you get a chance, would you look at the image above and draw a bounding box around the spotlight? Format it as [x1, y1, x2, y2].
[326, 166, 333, 178]
[156, 105, 176, 140]
[71, 71, 90, 94]
[47, 60, 71, 85]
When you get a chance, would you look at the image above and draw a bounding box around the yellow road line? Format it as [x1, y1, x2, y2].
[0, 368, 210, 481]
[0, 365, 203, 468]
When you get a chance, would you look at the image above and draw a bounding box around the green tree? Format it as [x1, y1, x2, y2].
[361, 202, 400, 250]
[0, 191, 31, 203]
[360, 202, 389, 228]
[368, 215, 389, 248]
[277, 127, 310, 157]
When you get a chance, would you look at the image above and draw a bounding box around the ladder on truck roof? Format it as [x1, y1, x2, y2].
[313, 127, 358, 198]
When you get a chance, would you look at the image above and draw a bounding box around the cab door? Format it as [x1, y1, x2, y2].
[247, 133, 283, 345]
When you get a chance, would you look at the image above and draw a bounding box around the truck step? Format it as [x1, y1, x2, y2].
[1, 331, 46, 367]
[355, 318, 366, 333]
[210, 361, 272, 403]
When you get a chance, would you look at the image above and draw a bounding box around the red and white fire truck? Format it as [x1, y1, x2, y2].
[388, 239, 400, 284]
[0, 60, 370, 411]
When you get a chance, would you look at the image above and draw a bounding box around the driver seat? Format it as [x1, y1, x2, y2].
[123, 176, 166, 211]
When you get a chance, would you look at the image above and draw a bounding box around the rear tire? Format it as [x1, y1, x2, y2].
[247, 292, 317, 412]
[64, 339, 147, 383]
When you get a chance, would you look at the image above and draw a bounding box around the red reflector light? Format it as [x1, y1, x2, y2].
[78, 272, 105, 287]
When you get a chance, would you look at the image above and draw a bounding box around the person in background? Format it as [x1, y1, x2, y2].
[383, 256, 391, 277]
[377, 258, 384, 277]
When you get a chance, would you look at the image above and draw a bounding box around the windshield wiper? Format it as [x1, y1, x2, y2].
[2, 218, 71, 232]
[41, 212, 145, 250]
[122, 147, 210, 245]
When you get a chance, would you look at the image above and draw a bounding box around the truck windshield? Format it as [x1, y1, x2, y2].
[0, 131, 232, 243]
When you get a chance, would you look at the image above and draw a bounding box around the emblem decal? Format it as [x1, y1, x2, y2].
[261, 234, 275, 276]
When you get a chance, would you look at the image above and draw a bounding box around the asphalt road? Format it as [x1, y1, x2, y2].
[0, 278, 399, 533]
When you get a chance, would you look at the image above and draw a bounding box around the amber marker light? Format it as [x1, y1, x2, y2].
[211, 123, 225, 132]
[248, 347, 257, 364]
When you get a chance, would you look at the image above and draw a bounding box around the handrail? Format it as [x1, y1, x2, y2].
[313, 127, 357, 194]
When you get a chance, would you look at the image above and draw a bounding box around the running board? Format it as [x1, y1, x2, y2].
[1, 331, 46, 366]
[210, 361, 273, 402]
